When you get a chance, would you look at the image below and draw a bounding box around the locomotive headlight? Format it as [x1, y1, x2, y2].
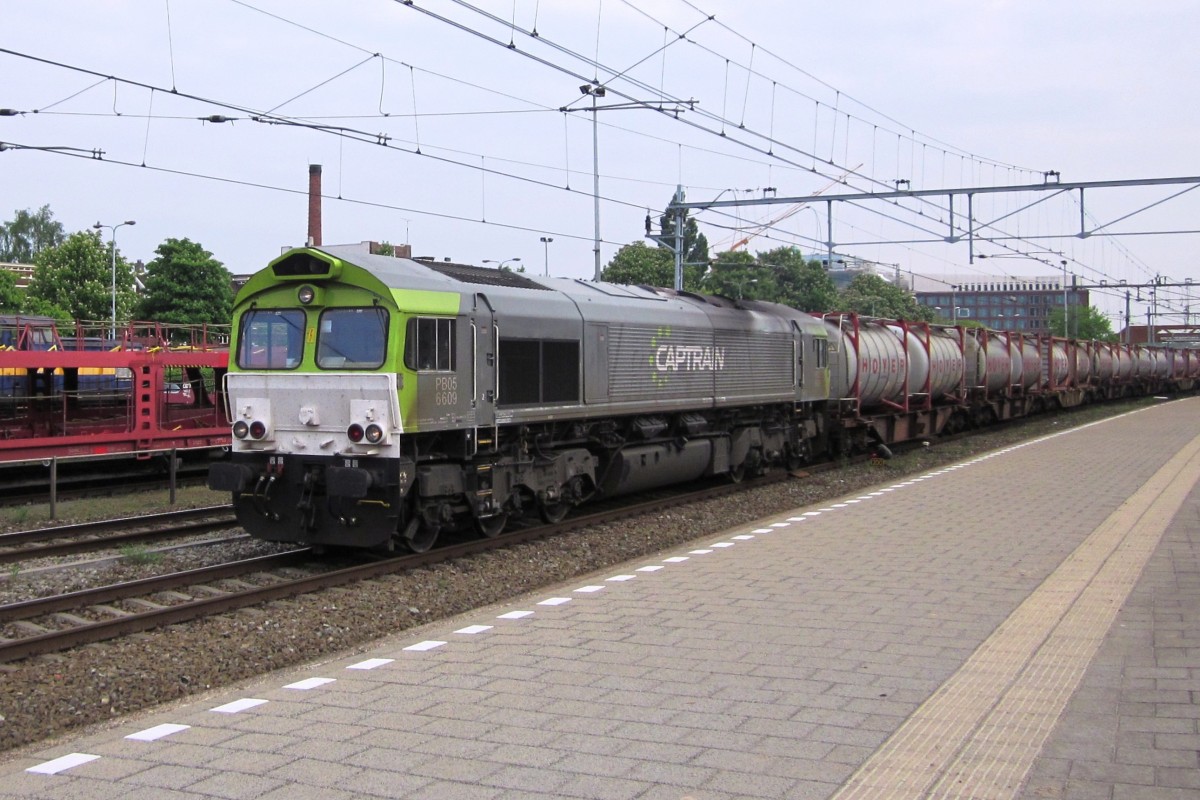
[365, 423, 384, 444]
[232, 420, 250, 439]
[248, 420, 267, 440]
[297, 284, 317, 305]
[346, 423, 365, 443]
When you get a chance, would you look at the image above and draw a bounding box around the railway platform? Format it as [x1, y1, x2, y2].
[2, 396, 1199, 799]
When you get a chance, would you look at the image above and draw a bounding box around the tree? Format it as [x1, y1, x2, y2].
[18, 294, 72, 325]
[0, 205, 66, 263]
[1048, 305, 1115, 340]
[137, 238, 234, 327]
[0, 269, 21, 312]
[701, 250, 760, 298]
[756, 247, 838, 312]
[657, 189, 709, 266]
[24, 230, 135, 323]
[601, 241, 704, 291]
[603, 190, 711, 290]
[837, 273, 933, 321]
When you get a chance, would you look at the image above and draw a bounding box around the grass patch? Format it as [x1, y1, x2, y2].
[0, 485, 229, 533]
[118, 544, 164, 565]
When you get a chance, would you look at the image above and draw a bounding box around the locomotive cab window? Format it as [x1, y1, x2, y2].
[317, 307, 388, 369]
[814, 338, 829, 369]
[237, 309, 305, 369]
[404, 317, 457, 372]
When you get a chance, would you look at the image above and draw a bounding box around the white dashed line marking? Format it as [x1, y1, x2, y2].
[26, 753, 99, 774]
[636, 565, 666, 572]
[455, 625, 493, 635]
[663, 556, 689, 563]
[575, 585, 606, 592]
[689, 549, 713, 555]
[211, 698, 268, 713]
[284, 678, 335, 690]
[497, 610, 534, 619]
[538, 597, 572, 605]
[404, 640, 446, 652]
[732, 535, 755, 540]
[710, 542, 735, 548]
[347, 658, 394, 671]
[605, 575, 636, 582]
[126, 723, 190, 741]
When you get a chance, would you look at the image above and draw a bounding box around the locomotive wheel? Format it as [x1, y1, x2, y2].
[474, 512, 509, 539]
[728, 463, 746, 483]
[538, 500, 570, 524]
[400, 517, 439, 554]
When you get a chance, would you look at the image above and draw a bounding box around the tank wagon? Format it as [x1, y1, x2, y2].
[209, 246, 1200, 553]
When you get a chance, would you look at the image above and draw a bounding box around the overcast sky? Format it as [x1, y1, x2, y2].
[4, 1, 1199, 325]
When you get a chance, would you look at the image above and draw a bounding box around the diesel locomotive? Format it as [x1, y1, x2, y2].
[208, 245, 1199, 552]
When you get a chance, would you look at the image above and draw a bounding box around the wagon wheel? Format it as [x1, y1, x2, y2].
[474, 512, 509, 539]
[400, 517, 439, 554]
[727, 463, 746, 484]
[538, 500, 571, 524]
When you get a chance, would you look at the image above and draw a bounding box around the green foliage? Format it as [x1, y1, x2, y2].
[756, 247, 839, 311]
[0, 205, 65, 263]
[0, 268, 21, 312]
[25, 230, 135, 323]
[18, 294, 72, 324]
[601, 241, 704, 290]
[118, 544, 162, 565]
[702, 250, 759, 298]
[137, 238, 234, 327]
[657, 190, 710, 266]
[603, 190, 711, 290]
[1048, 305, 1115, 340]
[836, 273, 933, 321]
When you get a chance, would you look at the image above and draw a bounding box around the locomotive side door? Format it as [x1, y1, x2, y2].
[472, 293, 498, 455]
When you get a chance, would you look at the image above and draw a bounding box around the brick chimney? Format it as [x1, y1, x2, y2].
[307, 164, 322, 246]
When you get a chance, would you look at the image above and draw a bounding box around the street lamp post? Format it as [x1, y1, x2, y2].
[93, 219, 136, 340]
[539, 237, 553, 277]
[482, 257, 521, 271]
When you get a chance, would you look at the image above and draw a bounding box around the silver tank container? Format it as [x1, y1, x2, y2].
[1047, 340, 1071, 386]
[1113, 345, 1135, 381]
[886, 324, 964, 402]
[977, 332, 1014, 394]
[1013, 335, 1041, 392]
[1092, 343, 1115, 382]
[825, 317, 908, 406]
[1074, 344, 1093, 384]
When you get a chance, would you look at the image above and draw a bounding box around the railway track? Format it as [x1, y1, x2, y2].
[0, 472, 785, 664]
[0, 506, 238, 565]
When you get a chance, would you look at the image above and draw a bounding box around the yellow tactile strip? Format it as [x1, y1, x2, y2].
[833, 429, 1200, 800]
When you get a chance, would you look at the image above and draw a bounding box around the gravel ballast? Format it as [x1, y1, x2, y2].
[0, 401, 1161, 756]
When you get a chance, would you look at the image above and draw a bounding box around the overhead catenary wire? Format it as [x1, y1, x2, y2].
[2, 3, 1168, 297]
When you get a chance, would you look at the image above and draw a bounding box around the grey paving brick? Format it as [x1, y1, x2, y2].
[123, 763, 216, 790]
[187, 771, 287, 799]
